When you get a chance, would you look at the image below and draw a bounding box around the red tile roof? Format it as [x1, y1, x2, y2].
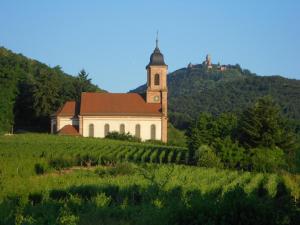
[58, 125, 80, 136]
[80, 92, 162, 116]
[56, 101, 78, 117]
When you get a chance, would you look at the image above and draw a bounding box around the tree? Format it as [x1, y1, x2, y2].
[74, 69, 96, 102]
[187, 112, 238, 164]
[238, 96, 296, 153]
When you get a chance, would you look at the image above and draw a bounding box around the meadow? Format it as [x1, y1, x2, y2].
[0, 134, 299, 225]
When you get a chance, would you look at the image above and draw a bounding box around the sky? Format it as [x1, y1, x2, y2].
[1, 0, 300, 92]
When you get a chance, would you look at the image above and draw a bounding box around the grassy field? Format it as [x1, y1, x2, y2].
[0, 134, 299, 225]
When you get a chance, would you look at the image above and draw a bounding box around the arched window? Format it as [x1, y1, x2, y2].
[154, 74, 160, 85]
[120, 124, 125, 134]
[135, 124, 141, 138]
[89, 124, 94, 137]
[151, 124, 156, 140]
[104, 124, 110, 137]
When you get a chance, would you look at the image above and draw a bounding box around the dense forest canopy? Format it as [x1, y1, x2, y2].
[0, 47, 103, 133]
[131, 63, 300, 130]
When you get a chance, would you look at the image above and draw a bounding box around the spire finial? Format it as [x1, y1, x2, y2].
[156, 30, 159, 48]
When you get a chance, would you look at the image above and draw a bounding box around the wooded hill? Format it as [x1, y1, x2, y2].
[1, 46, 299, 133]
[0, 47, 103, 133]
[131, 64, 300, 129]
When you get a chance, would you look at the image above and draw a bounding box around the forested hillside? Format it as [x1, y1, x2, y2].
[131, 64, 300, 129]
[0, 47, 103, 133]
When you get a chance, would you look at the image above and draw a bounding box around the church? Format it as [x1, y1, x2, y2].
[51, 39, 168, 142]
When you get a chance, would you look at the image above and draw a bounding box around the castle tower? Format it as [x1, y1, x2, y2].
[205, 54, 212, 69]
[146, 35, 168, 142]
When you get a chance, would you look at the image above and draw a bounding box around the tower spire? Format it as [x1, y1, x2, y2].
[156, 30, 159, 48]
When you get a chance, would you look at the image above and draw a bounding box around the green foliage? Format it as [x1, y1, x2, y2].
[57, 205, 79, 225]
[187, 112, 238, 164]
[74, 69, 98, 102]
[250, 147, 287, 172]
[238, 96, 296, 151]
[0, 47, 102, 132]
[214, 137, 248, 169]
[195, 145, 223, 168]
[105, 131, 141, 142]
[132, 64, 300, 131]
[95, 163, 136, 177]
[187, 97, 297, 172]
[167, 123, 187, 147]
[34, 162, 47, 175]
[0, 133, 299, 225]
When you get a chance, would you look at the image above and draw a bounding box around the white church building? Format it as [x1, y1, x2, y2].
[51, 39, 168, 142]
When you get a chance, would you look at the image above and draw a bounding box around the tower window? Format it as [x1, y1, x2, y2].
[135, 124, 141, 138]
[104, 124, 110, 136]
[89, 124, 94, 137]
[154, 74, 160, 85]
[151, 124, 156, 140]
[120, 124, 125, 134]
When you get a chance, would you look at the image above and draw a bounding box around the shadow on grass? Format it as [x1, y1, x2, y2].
[0, 183, 299, 225]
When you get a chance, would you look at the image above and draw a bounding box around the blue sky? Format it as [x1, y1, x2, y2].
[1, 0, 299, 92]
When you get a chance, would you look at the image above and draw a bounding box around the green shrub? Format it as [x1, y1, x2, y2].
[145, 139, 166, 145]
[49, 157, 75, 170]
[94, 193, 112, 208]
[105, 131, 141, 142]
[95, 163, 136, 178]
[195, 145, 223, 168]
[49, 190, 70, 201]
[214, 137, 248, 169]
[34, 162, 47, 175]
[251, 147, 287, 172]
[28, 192, 43, 205]
[57, 205, 79, 225]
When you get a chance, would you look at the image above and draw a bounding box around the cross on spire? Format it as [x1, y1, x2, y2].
[156, 30, 159, 48]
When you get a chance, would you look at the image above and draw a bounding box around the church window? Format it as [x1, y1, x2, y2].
[120, 124, 125, 134]
[151, 124, 156, 140]
[154, 74, 160, 85]
[104, 124, 110, 136]
[89, 124, 94, 137]
[135, 124, 141, 138]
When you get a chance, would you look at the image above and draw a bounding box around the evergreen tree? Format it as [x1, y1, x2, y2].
[238, 96, 296, 153]
[74, 69, 97, 102]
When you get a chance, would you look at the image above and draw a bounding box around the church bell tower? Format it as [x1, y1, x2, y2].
[146, 34, 168, 142]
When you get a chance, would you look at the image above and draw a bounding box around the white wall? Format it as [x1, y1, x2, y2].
[57, 117, 79, 130]
[82, 116, 162, 141]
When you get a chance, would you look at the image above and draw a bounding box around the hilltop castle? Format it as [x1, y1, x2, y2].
[188, 54, 227, 71]
[51, 39, 168, 142]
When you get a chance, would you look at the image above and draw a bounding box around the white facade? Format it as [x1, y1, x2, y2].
[82, 116, 161, 141]
[52, 116, 162, 141]
[59, 117, 79, 129]
[51, 117, 79, 133]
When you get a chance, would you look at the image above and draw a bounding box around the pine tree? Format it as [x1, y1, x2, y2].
[238, 96, 296, 153]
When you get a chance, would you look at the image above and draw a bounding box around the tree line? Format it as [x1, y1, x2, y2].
[187, 96, 300, 173]
[0, 47, 102, 133]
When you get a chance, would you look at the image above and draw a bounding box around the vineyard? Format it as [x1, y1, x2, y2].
[0, 134, 299, 225]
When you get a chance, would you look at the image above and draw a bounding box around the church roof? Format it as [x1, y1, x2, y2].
[55, 101, 78, 117]
[80, 92, 162, 116]
[58, 125, 79, 136]
[146, 47, 167, 68]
